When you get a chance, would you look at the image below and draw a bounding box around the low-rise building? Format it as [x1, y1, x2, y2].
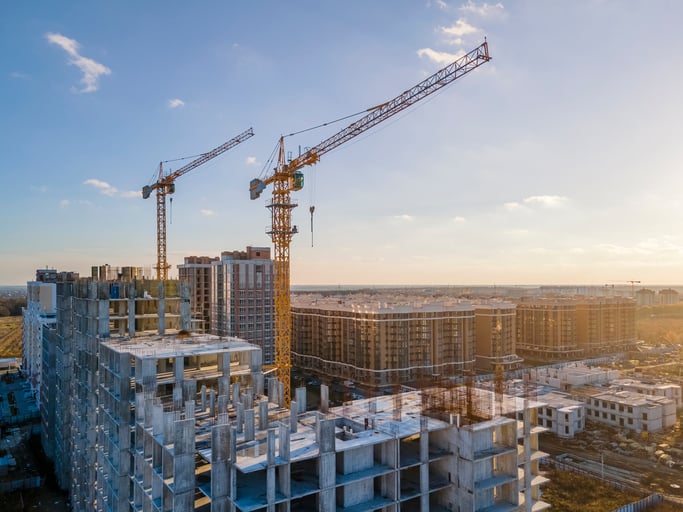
[536, 391, 585, 439]
[582, 389, 676, 434]
[611, 378, 683, 409]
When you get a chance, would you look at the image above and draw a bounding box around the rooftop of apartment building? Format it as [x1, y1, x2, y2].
[574, 386, 675, 407]
[291, 293, 481, 313]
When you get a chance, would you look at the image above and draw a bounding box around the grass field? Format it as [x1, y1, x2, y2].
[0, 316, 22, 358]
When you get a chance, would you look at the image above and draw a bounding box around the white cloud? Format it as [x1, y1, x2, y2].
[84, 178, 117, 196]
[522, 195, 567, 207]
[453, 216, 466, 223]
[45, 32, 111, 93]
[459, 1, 505, 18]
[435, 0, 449, 9]
[504, 201, 522, 211]
[84, 178, 138, 198]
[440, 19, 479, 40]
[200, 209, 217, 217]
[245, 156, 258, 165]
[59, 199, 70, 208]
[168, 98, 185, 108]
[10, 71, 29, 80]
[417, 47, 463, 65]
[31, 185, 47, 193]
[393, 214, 415, 222]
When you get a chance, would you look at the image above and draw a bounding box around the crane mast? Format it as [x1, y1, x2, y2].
[251, 41, 491, 407]
[143, 127, 254, 280]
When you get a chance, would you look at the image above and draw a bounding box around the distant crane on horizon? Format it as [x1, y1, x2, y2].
[142, 128, 254, 280]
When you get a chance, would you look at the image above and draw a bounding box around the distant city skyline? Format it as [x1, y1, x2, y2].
[3, 2, 683, 286]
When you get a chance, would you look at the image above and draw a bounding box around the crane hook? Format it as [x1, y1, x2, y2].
[309, 205, 315, 247]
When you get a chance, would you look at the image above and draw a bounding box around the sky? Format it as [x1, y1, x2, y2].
[2, 1, 683, 287]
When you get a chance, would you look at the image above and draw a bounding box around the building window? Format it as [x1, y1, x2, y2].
[642, 413, 648, 420]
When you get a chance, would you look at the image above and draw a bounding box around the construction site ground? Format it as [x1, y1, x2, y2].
[0, 317, 21, 358]
[539, 423, 683, 506]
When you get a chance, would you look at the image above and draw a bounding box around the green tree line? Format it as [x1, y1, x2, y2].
[0, 298, 26, 317]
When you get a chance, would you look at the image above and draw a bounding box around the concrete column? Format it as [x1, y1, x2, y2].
[97, 298, 110, 337]
[268, 378, 277, 404]
[278, 423, 290, 461]
[180, 281, 191, 332]
[295, 387, 306, 414]
[182, 379, 196, 403]
[236, 402, 244, 433]
[245, 408, 255, 442]
[320, 384, 329, 413]
[210, 389, 216, 416]
[185, 400, 195, 419]
[277, 423, 291, 505]
[218, 376, 230, 398]
[420, 422, 429, 510]
[232, 382, 241, 405]
[318, 418, 336, 512]
[244, 388, 254, 410]
[266, 429, 277, 509]
[211, 423, 231, 509]
[259, 400, 269, 431]
[200, 385, 207, 412]
[175, 355, 184, 383]
[278, 381, 284, 408]
[290, 401, 298, 433]
[253, 373, 264, 396]
[127, 282, 136, 337]
[218, 395, 228, 415]
[173, 418, 195, 505]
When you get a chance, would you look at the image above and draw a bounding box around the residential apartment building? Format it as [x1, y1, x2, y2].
[635, 288, 656, 306]
[515, 296, 636, 361]
[291, 294, 476, 389]
[178, 255, 219, 333]
[211, 246, 275, 365]
[516, 298, 580, 360]
[22, 269, 78, 408]
[575, 297, 637, 355]
[473, 301, 523, 371]
[658, 288, 680, 305]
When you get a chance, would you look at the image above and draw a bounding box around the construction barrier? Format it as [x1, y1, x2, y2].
[611, 493, 663, 512]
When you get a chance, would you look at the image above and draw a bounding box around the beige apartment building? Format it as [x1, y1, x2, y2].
[473, 301, 523, 371]
[178, 255, 219, 332]
[575, 297, 637, 355]
[516, 297, 636, 361]
[291, 294, 476, 389]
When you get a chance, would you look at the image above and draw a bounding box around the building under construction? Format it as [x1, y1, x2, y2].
[34, 277, 550, 511]
[515, 296, 637, 360]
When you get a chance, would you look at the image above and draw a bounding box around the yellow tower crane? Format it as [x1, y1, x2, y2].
[250, 42, 491, 407]
[143, 128, 254, 280]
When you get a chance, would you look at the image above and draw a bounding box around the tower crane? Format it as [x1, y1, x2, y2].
[143, 128, 254, 280]
[250, 41, 491, 407]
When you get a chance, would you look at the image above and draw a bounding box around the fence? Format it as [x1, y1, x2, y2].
[611, 494, 663, 512]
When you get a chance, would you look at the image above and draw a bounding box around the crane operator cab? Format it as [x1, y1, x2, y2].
[290, 170, 304, 191]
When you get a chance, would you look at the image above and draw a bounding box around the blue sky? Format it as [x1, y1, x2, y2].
[2, 1, 683, 286]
